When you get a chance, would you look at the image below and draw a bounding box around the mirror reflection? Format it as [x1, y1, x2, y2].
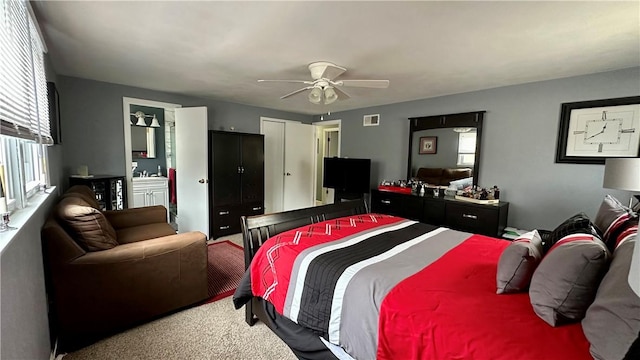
[407, 112, 484, 188]
[410, 128, 476, 179]
[131, 126, 156, 159]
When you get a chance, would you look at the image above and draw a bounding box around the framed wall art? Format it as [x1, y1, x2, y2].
[555, 96, 640, 164]
[419, 136, 437, 154]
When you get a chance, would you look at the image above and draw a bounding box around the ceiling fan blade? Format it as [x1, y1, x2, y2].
[320, 64, 347, 81]
[258, 79, 313, 85]
[332, 86, 351, 100]
[338, 80, 390, 88]
[280, 86, 313, 99]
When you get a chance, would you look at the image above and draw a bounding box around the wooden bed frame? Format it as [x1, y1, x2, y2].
[239, 199, 369, 326]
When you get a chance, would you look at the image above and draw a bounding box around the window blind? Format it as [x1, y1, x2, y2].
[0, 0, 50, 143]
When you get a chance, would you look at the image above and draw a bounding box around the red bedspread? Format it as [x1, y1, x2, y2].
[377, 235, 591, 360]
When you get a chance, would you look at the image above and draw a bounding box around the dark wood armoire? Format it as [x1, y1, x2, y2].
[209, 131, 264, 239]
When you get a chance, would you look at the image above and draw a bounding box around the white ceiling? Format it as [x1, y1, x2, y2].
[33, 1, 640, 116]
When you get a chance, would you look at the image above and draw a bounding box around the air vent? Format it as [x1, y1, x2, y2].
[363, 114, 380, 127]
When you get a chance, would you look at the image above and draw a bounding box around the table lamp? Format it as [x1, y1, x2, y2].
[602, 158, 640, 295]
[603, 158, 640, 211]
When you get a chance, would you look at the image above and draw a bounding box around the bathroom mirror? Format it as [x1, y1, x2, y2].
[131, 125, 156, 158]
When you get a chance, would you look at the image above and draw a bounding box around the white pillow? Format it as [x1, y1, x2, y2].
[449, 177, 473, 190]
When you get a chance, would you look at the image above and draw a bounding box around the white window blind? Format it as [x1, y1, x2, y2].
[0, 0, 50, 143]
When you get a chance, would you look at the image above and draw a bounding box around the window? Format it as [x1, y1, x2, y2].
[0, 0, 50, 212]
[457, 131, 477, 166]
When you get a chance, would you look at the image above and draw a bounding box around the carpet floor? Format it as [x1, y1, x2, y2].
[60, 234, 296, 360]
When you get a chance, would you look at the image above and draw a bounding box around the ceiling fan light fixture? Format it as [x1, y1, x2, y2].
[308, 87, 323, 104]
[150, 114, 161, 127]
[324, 86, 338, 104]
[453, 127, 473, 133]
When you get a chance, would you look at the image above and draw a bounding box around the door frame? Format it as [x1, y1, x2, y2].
[312, 120, 342, 204]
[122, 97, 181, 207]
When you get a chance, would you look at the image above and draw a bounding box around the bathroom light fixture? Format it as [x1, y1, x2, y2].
[130, 111, 161, 127]
[149, 114, 160, 128]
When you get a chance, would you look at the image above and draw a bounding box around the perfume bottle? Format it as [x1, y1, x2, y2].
[157, 165, 162, 176]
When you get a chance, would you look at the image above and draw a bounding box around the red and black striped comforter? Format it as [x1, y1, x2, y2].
[234, 214, 591, 359]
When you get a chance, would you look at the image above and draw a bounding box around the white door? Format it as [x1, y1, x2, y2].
[283, 122, 315, 211]
[175, 107, 209, 238]
[262, 120, 285, 214]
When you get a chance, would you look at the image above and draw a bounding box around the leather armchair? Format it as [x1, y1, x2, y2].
[42, 186, 208, 351]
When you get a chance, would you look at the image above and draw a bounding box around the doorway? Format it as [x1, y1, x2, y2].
[313, 120, 341, 205]
[122, 97, 181, 226]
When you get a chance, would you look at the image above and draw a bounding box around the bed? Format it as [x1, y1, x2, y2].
[232, 199, 631, 360]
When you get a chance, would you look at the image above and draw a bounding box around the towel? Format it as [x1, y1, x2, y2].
[169, 168, 177, 204]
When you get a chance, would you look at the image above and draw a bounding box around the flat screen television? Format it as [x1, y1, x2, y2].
[323, 157, 371, 193]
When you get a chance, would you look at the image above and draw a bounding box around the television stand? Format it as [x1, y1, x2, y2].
[335, 190, 365, 203]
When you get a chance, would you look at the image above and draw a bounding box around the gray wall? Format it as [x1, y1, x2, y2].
[0, 54, 64, 360]
[1, 193, 58, 360]
[56, 75, 312, 188]
[316, 67, 640, 230]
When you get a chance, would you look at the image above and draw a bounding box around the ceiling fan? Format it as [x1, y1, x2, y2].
[258, 61, 390, 105]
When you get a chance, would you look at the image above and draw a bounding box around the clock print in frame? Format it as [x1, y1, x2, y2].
[419, 136, 437, 154]
[555, 96, 640, 164]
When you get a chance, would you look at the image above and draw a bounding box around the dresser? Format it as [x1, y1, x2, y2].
[131, 177, 170, 222]
[371, 189, 508, 238]
[209, 131, 264, 239]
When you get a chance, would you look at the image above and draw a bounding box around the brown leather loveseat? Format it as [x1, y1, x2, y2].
[41, 185, 208, 350]
[414, 167, 472, 186]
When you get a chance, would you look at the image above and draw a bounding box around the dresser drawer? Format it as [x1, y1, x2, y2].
[243, 202, 264, 217]
[212, 206, 241, 236]
[445, 203, 498, 237]
[371, 191, 405, 217]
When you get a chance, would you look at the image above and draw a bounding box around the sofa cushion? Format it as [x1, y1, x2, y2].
[63, 185, 101, 210]
[582, 235, 640, 360]
[529, 231, 610, 327]
[496, 230, 543, 294]
[116, 223, 177, 244]
[441, 168, 472, 185]
[415, 168, 443, 185]
[56, 196, 118, 251]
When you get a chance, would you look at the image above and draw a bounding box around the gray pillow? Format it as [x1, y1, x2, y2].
[582, 235, 640, 360]
[496, 230, 543, 294]
[594, 195, 634, 246]
[529, 230, 610, 326]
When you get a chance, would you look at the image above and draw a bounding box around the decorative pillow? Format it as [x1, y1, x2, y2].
[544, 212, 593, 253]
[63, 185, 101, 210]
[496, 230, 543, 294]
[56, 196, 118, 251]
[529, 228, 610, 327]
[449, 177, 473, 190]
[607, 215, 638, 250]
[594, 195, 634, 248]
[582, 235, 640, 360]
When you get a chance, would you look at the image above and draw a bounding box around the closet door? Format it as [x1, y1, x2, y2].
[240, 134, 264, 204]
[211, 132, 241, 206]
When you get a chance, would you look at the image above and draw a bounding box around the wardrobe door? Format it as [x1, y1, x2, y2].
[211, 132, 241, 206]
[240, 134, 264, 204]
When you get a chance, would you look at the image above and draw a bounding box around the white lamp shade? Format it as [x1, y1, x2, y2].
[135, 116, 147, 126]
[150, 115, 160, 128]
[603, 158, 640, 191]
[308, 87, 323, 104]
[324, 87, 338, 104]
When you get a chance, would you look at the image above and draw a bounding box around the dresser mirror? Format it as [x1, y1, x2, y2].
[407, 111, 485, 187]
